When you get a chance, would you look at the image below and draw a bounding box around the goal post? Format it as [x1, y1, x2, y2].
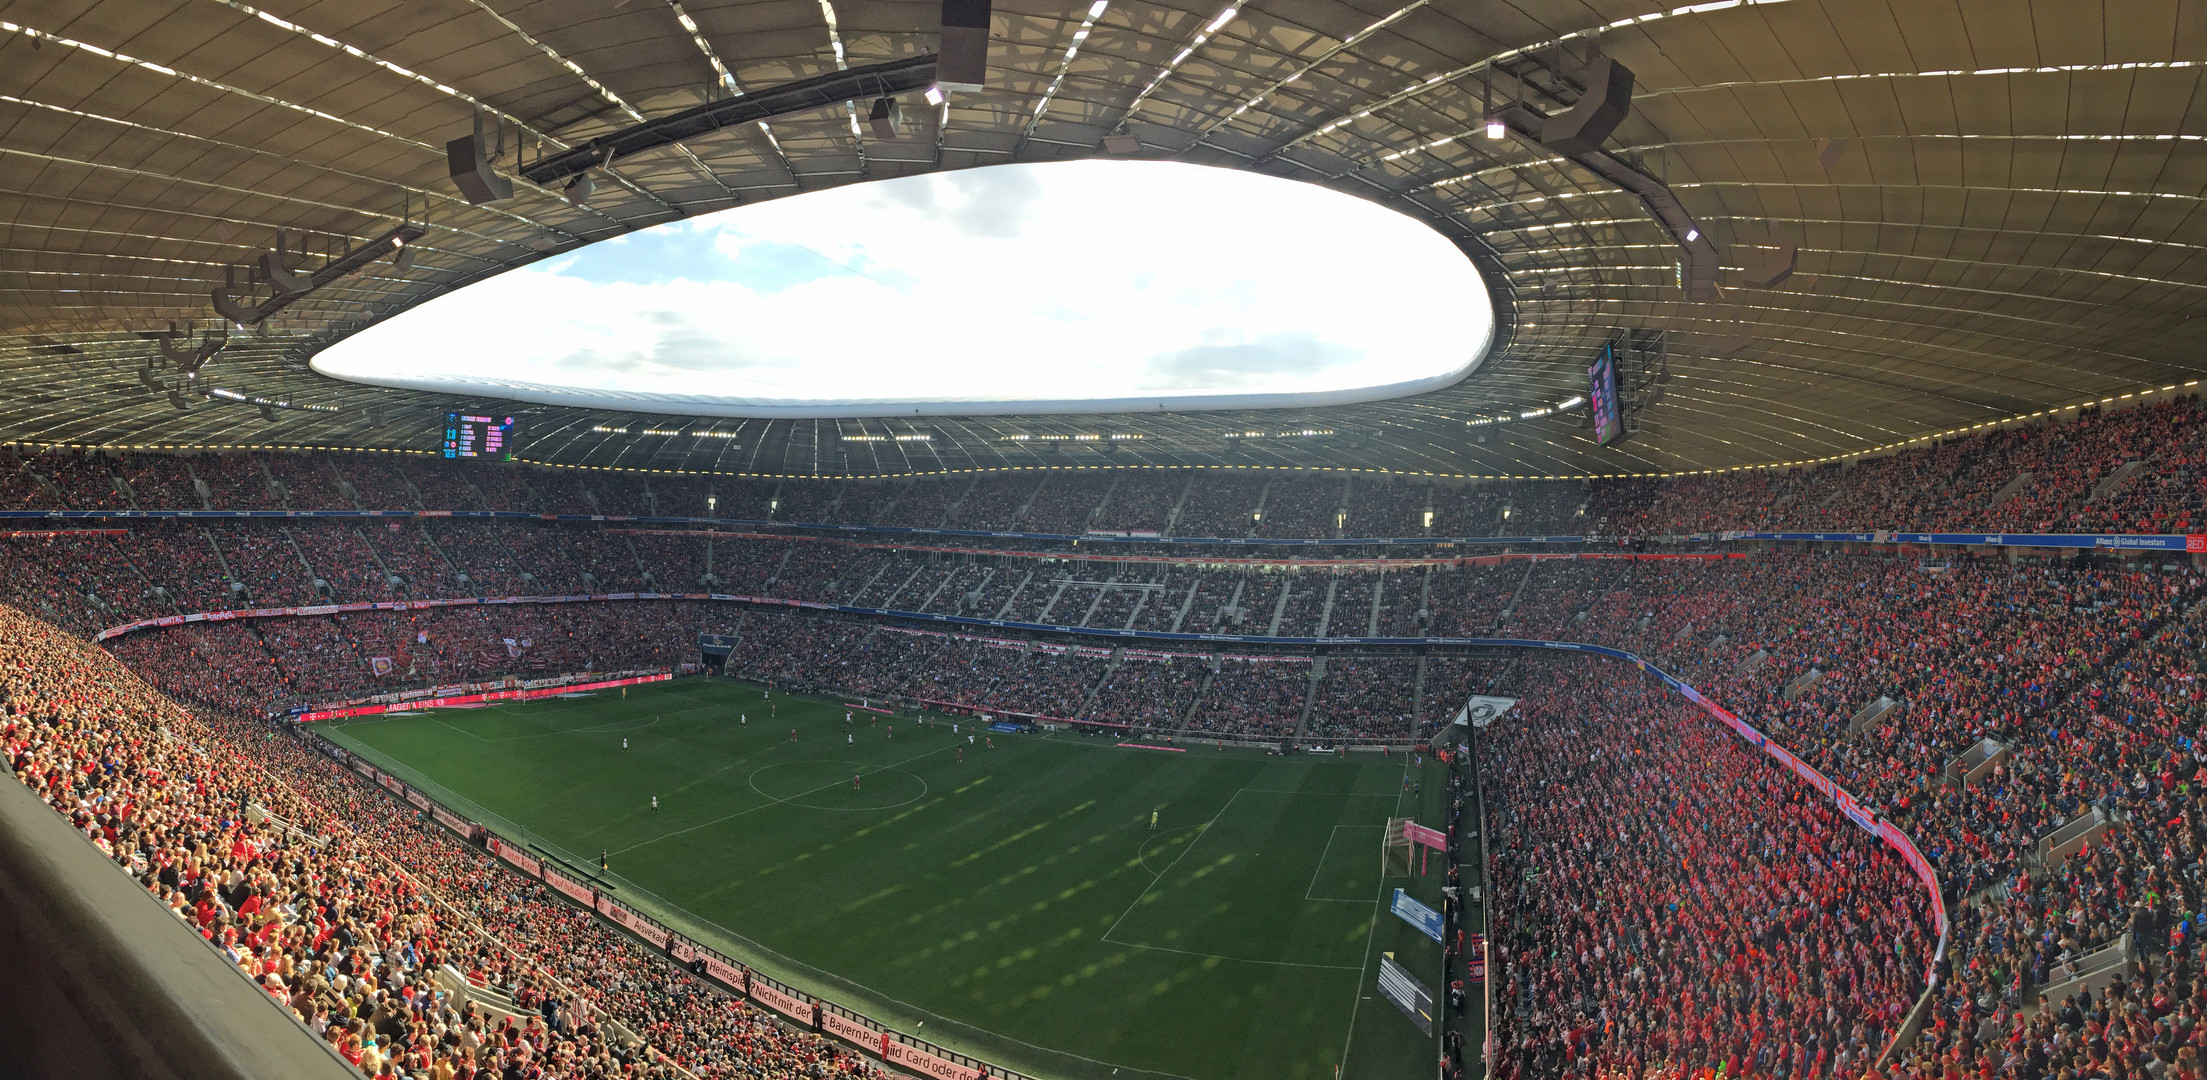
[1381, 817, 1414, 877]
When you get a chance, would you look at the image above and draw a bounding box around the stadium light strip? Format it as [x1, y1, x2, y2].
[209, 0, 561, 147]
[1275, 0, 1799, 157]
[450, 0, 711, 205]
[0, 16, 605, 232]
[807, 0, 873, 155]
[654, 0, 795, 169]
[1198, 0, 1430, 135]
[663, 0, 741, 96]
[10, 381, 2197, 482]
[1400, 58, 2207, 171]
[1121, 5, 1241, 119]
[1020, 0, 1111, 140]
[0, 19, 429, 152]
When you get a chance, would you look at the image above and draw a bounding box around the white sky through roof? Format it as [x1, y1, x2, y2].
[313, 161, 1494, 417]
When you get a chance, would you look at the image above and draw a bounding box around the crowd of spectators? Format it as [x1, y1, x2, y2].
[105, 602, 698, 711]
[1273, 576, 1332, 637]
[936, 475, 1034, 531]
[1128, 572, 1202, 632]
[1472, 550, 2207, 1080]
[1, 398, 2203, 544]
[1588, 397, 2207, 539]
[1302, 659, 1415, 739]
[25, 431, 2207, 1076]
[0, 602, 890, 1079]
[1020, 475, 1110, 534]
[1091, 474, 1182, 534]
[1087, 657, 1209, 727]
[1256, 477, 1345, 539]
[1481, 668, 1937, 1080]
[1170, 475, 1267, 538]
[1190, 659, 1307, 736]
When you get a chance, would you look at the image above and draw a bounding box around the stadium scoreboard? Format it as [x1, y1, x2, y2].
[443, 413, 516, 460]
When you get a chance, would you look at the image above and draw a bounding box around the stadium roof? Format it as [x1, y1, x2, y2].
[1, 0, 2201, 479]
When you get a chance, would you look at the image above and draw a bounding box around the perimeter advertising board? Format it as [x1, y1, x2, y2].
[749, 979, 811, 1024]
[1391, 889, 1445, 943]
[1377, 954, 1437, 1035]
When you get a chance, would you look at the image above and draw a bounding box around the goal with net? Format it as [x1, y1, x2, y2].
[1381, 816, 1415, 877]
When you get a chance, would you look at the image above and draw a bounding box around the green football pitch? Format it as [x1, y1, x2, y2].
[322, 676, 1456, 1080]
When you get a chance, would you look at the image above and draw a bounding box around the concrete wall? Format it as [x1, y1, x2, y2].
[0, 776, 356, 1080]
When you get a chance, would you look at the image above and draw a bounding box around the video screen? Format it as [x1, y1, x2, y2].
[442, 413, 516, 460]
[1589, 342, 1625, 447]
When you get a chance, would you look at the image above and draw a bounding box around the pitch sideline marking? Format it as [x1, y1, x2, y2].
[431, 714, 663, 744]
[1098, 789, 1237, 946]
[1337, 752, 1419, 1076]
[1304, 824, 1389, 902]
[341, 721, 1196, 1080]
[1102, 939, 1364, 972]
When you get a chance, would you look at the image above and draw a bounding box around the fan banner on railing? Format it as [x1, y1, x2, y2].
[486, 835, 541, 879]
[543, 867, 594, 907]
[1456, 695, 1518, 728]
[821, 1010, 874, 1045]
[749, 980, 810, 1023]
[879, 1040, 982, 1080]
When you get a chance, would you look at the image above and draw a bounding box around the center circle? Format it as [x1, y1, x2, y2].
[748, 760, 928, 811]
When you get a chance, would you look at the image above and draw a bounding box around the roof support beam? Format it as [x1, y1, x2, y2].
[520, 56, 939, 186]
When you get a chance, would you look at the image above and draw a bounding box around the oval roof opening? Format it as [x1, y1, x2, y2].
[313, 160, 1494, 417]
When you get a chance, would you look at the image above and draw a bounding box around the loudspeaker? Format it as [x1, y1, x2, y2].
[938, 0, 991, 91]
[867, 97, 904, 140]
[447, 133, 513, 205]
[1101, 133, 1141, 155]
[1539, 56, 1633, 157]
[1743, 243, 1797, 289]
[562, 171, 595, 207]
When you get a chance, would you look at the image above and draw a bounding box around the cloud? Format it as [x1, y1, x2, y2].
[1143, 336, 1359, 390]
[313, 160, 1493, 417]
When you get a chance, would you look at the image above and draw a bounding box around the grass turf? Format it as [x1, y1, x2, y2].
[323, 676, 1452, 1080]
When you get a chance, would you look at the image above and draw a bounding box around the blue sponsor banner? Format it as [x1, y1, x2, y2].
[1885, 532, 2192, 550]
[1391, 889, 1444, 943]
[9, 507, 2185, 552]
[0, 508, 1582, 545]
[1729, 530, 2196, 551]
